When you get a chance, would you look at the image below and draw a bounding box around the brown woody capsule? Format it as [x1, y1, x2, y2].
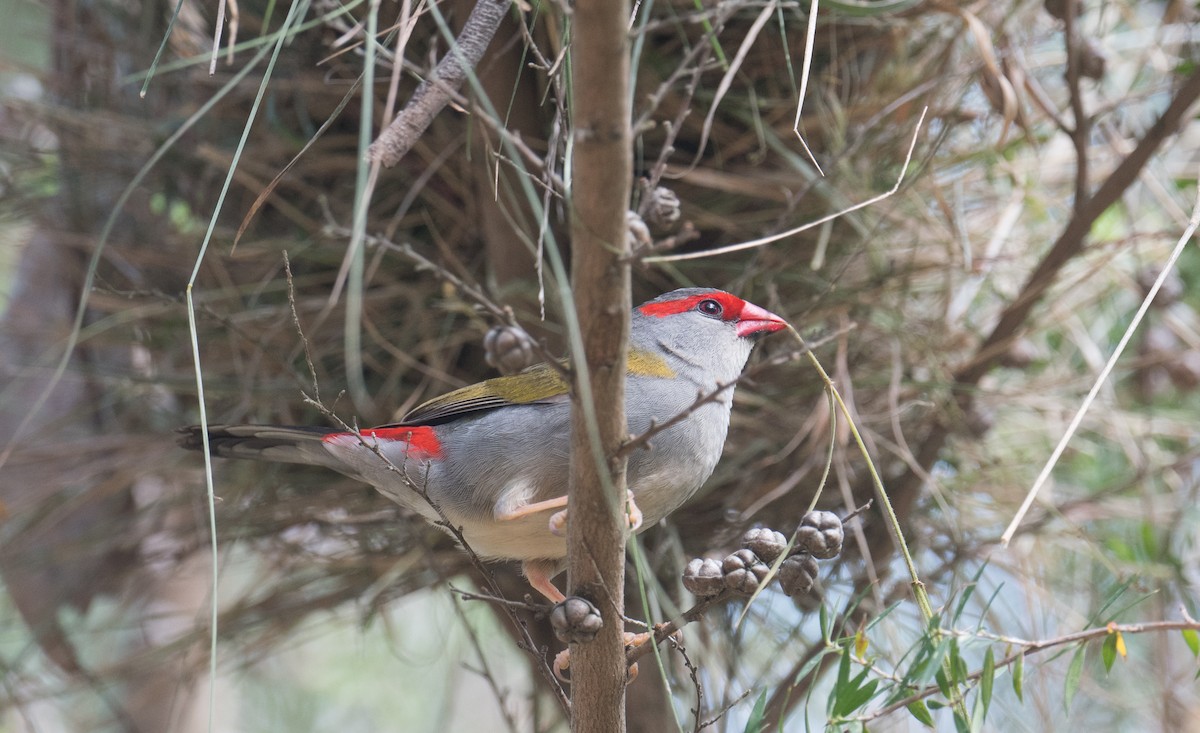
[722, 549, 769, 596]
[682, 557, 725, 597]
[484, 325, 536, 375]
[742, 527, 788, 563]
[549, 596, 603, 643]
[795, 511, 844, 560]
[644, 186, 682, 232]
[1079, 39, 1107, 81]
[779, 554, 819, 596]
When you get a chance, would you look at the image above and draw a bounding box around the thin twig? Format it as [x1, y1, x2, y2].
[326, 225, 570, 379]
[1062, 0, 1090, 209]
[369, 0, 513, 166]
[858, 618, 1200, 723]
[1000, 179, 1200, 544]
[644, 107, 927, 263]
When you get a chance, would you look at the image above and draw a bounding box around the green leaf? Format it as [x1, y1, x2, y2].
[953, 645, 970, 682]
[970, 695, 986, 733]
[935, 667, 953, 700]
[980, 647, 995, 710]
[742, 690, 768, 733]
[792, 646, 837, 687]
[953, 707, 970, 733]
[832, 676, 879, 717]
[907, 700, 935, 727]
[951, 582, 977, 624]
[828, 646, 852, 715]
[1183, 628, 1200, 657]
[1064, 645, 1085, 711]
[1102, 633, 1117, 673]
[1012, 653, 1024, 703]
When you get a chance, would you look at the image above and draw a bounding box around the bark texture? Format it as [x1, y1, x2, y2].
[565, 0, 633, 728]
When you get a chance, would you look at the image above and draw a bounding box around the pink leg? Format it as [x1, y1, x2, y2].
[547, 490, 643, 537]
[522, 559, 565, 603]
[553, 631, 646, 683]
[496, 495, 569, 521]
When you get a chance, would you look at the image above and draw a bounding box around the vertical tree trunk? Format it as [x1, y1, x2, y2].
[565, 0, 633, 729]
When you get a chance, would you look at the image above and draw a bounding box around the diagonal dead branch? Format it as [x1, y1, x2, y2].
[956, 68, 1200, 385]
[369, 0, 513, 167]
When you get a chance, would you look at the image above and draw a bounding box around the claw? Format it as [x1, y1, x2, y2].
[547, 490, 641, 537]
[553, 648, 572, 682]
[549, 508, 568, 537]
[552, 630, 649, 684]
[624, 489, 643, 531]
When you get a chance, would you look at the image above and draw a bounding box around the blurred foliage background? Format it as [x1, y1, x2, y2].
[1, 0, 1199, 730]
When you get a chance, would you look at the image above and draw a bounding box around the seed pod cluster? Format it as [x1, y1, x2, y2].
[681, 510, 846, 599]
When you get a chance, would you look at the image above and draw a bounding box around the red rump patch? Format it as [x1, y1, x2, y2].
[323, 426, 444, 459]
[637, 291, 745, 320]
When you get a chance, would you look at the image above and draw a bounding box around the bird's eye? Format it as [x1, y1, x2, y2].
[697, 298, 723, 317]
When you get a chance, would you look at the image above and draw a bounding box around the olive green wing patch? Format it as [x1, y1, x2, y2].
[399, 363, 570, 425]
[396, 348, 674, 426]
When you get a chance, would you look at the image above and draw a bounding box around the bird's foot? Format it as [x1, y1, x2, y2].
[552, 629, 646, 684]
[548, 490, 643, 537]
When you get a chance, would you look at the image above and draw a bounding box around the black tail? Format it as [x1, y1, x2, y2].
[178, 424, 342, 469]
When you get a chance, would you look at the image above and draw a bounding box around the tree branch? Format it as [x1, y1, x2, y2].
[368, 0, 512, 167]
[956, 68, 1200, 385]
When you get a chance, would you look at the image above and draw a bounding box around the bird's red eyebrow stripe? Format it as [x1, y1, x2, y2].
[637, 292, 744, 320]
[323, 426, 444, 459]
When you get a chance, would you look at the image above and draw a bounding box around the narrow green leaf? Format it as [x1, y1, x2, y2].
[828, 647, 852, 714]
[863, 600, 904, 631]
[935, 667, 952, 700]
[1012, 653, 1024, 702]
[907, 700, 935, 727]
[953, 707, 970, 733]
[837, 646, 851, 688]
[953, 645, 970, 682]
[1102, 633, 1117, 673]
[1064, 645, 1085, 711]
[951, 582, 977, 624]
[742, 690, 768, 733]
[980, 647, 995, 709]
[832, 676, 879, 717]
[1182, 628, 1200, 657]
[970, 694, 986, 733]
[792, 646, 837, 686]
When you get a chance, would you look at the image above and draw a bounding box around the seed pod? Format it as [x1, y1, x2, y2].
[795, 511, 844, 560]
[722, 549, 769, 596]
[742, 527, 788, 563]
[549, 596, 603, 643]
[682, 557, 725, 597]
[484, 325, 536, 375]
[644, 185, 682, 232]
[778, 554, 819, 596]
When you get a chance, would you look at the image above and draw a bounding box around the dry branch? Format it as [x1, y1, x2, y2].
[368, 0, 512, 167]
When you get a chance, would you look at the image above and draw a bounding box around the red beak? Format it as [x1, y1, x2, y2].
[736, 302, 788, 338]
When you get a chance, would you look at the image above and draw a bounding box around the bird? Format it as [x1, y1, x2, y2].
[180, 288, 787, 604]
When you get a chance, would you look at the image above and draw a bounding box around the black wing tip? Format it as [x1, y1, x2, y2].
[177, 425, 206, 451]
